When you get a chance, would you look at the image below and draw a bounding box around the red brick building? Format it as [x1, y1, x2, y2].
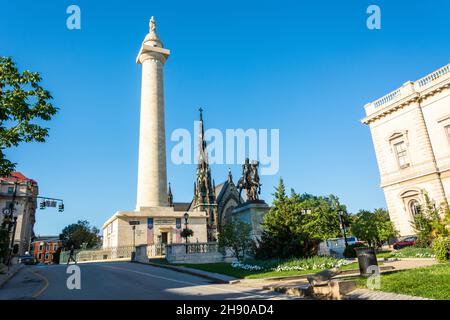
[31, 236, 62, 264]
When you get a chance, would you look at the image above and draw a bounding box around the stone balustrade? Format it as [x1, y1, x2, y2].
[364, 63, 450, 117]
[165, 242, 236, 264]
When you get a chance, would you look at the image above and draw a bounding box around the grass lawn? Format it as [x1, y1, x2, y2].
[358, 263, 450, 300]
[175, 262, 361, 279]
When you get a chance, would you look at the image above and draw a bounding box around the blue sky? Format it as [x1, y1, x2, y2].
[1, 0, 449, 235]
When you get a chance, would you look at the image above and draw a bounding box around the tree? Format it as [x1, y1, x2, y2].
[412, 194, 449, 247]
[0, 57, 58, 176]
[256, 178, 348, 259]
[59, 220, 101, 249]
[301, 194, 343, 240]
[218, 219, 252, 261]
[350, 209, 398, 248]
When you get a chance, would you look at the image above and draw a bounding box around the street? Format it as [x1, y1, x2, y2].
[0, 262, 295, 300]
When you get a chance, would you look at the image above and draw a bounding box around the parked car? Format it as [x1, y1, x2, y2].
[346, 236, 360, 246]
[393, 236, 418, 250]
[18, 255, 37, 265]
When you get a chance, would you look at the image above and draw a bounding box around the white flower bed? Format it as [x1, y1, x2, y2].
[391, 249, 435, 258]
[231, 261, 265, 271]
[274, 259, 352, 272]
[230, 258, 353, 273]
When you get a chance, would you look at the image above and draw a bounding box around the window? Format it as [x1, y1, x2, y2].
[394, 141, 409, 168]
[39, 245, 43, 252]
[53, 244, 58, 251]
[7, 187, 14, 194]
[409, 200, 421, 217]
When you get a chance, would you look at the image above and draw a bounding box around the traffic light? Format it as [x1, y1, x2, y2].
[39, 200, 45, 210]
[58, 203, 64, 212]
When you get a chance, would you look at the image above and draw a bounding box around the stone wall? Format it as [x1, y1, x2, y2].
[164, 243, 236, 264]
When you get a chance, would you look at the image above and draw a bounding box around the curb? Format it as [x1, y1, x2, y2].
[133, 260, 238, 284]
[0, 263, 24, 289]
[254, 266, 395, 282]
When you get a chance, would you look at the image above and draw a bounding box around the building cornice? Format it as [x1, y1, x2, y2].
[362, 64, 450, 125]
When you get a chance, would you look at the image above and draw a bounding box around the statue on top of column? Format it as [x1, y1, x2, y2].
[150, 16, 156, 33]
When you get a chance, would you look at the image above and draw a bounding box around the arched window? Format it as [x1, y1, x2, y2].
[409, 199, 421, 219]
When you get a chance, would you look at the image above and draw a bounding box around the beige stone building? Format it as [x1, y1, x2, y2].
[363, 63, 450, 236]
[0, 172, 38, 256]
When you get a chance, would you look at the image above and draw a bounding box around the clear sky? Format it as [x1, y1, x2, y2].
[1, 0, 449, 235]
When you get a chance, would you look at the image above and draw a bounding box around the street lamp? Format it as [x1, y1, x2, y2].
[183, 212, 189, 244]
[336, 201, 349, 248]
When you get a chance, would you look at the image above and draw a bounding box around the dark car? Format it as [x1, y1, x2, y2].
[18, 255, 37, 265]
[393, 236, 417, 250]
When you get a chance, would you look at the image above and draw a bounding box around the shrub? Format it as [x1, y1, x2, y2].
[433, 237, 450, 262]
[343, 243, 367, 258]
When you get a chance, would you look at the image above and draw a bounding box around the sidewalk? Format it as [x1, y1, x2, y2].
[0, 263, 24, 289]
[345, 289, 431, 300]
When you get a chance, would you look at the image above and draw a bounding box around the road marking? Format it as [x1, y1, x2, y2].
[100, 264, 283, 299]
[32, 271, 49, 298]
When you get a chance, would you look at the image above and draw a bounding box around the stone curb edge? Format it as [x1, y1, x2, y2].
[133, 260, 238, 284]
[0, 264, 24, 289]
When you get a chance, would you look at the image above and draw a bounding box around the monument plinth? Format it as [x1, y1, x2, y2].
[232, 200, 269, 241]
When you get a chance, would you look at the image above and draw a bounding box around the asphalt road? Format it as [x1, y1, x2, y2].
[0, 262, 295, 300]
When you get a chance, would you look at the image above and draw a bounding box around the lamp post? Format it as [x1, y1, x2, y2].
[2, 180, 18, 268]
[336, 201, 349, 248]
[183, 213, 189, 244]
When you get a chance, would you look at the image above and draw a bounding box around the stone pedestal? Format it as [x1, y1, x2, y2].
[232, 200, 269, 241]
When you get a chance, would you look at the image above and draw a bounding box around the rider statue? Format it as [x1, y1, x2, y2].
[238, 158, 262, 202]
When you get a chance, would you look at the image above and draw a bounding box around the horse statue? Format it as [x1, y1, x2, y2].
[237, 158, 262, 202]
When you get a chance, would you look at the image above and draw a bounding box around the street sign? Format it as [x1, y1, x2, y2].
[129, 220, 140, 226]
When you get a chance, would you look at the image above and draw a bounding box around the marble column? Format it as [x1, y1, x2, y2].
[136, 17, 170, 209]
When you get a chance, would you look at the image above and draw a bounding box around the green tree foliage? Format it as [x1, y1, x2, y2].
[218, 219, 252, 261]
[0, 57, 58, 176]
[412, 194, 449, 247]
[256, 178, 348, 259]
[350, 208, 398, 248]
[59, 220, 101, 249]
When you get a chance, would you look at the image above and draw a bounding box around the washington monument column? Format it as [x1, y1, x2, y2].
[136, 17, 170, 209]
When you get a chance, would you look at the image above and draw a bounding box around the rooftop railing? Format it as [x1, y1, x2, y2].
[416, 64, 450, 88]
[367, 63, 450, 115]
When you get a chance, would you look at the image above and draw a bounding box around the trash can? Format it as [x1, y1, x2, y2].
[355, 247, 378, 277]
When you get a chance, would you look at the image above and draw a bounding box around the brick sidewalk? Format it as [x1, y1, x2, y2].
[345, 288, 431, 300]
